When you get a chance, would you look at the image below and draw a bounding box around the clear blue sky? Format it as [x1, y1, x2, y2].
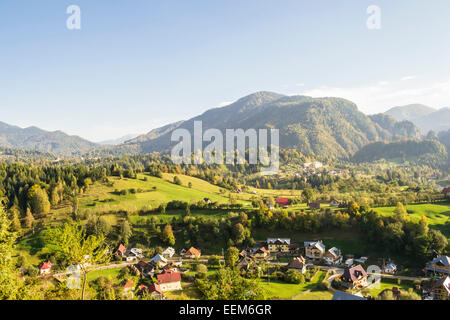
[1, 0, 449, 141]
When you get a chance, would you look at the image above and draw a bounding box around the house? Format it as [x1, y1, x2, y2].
[275, 198, 290, 207]
[308, 202, 321, 210]
[138, 283, 164, 299]
[135, 261, 156, 277]
[121, 279, 135, 298]
[329, 198, 340, 207]
[180, 248, 187, 256]
[340, 265, 368, 289]
[252, 247, 270, 259]
[384, 262, 397, 274]
[115, 243, 127, 257]
[289, 243, 300, 254]
[304, 241, 326, 260]
[431, 277, 450, 300]
[157, 270, 182, 292]
[344, 258, 354, 268]
[149, 254, 168, 267]
[267, 238, 290, 253]
[324, 247, 342, 265]
[130, 248, 144, 259]
[184, 247, 201, 259]
[238, 256, 257, 271]
[162, 247, 175, 258]
[426, 255, 450, 275]
[286, 256, 307, 274]
[38, 261, 52, 275]
[354, 257, 368, 264]
[332, 290, 366, 300]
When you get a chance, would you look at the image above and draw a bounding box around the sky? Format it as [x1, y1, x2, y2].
[0, 0, 449, 142]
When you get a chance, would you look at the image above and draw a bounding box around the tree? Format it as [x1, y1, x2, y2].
[0, 208, 22, 299]
[284, 269, 305, 284]
[173, 176, 182, 185]
[119, 220, 132, 246]
[394, 202, 409, 221]
[8, 207, 21, 233]
[29, 187, 51, 217]
[302, 188, 315, 203]
[46, 221, 110, 300]
[196, 267, 265, 300]
[224, 247, 240, 268]
[162, 224, 176, 246]
[23, 208, 34, 229]
[232, 223, 246, 245]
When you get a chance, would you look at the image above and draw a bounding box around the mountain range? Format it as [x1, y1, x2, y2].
[0, 92, 436, 160]
[385, 104, 450, 134]
[0, 121, 97, 156]
[125, 91, 421, 160]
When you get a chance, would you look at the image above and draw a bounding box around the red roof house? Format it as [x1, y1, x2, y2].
[38, 261, 52, 274]
[157, 270, 182, 291]
[116, 243, 127, 256]
[275, 198, 290, 206]
[157, 270, 181, 284]
[443, 188, 450, 196]
[184, 247, 201, 258]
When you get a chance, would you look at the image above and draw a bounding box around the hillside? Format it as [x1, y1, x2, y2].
[385, 104, 436, 121]
[125, 92, 421, 160]
[352, 139, 448, 168]
[385, 104, 450, 133]
[0, 121, 97, 156]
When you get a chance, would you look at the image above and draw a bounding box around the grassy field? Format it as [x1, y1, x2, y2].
[87, 267, 122, 282]
[374, 203, 450, 238]
[366, 278, 416, 298]
[295, 290, 333, 300]
[76, 173, 249, 214]
[262, 270, 327, 299]
[164, 283, 203, 300]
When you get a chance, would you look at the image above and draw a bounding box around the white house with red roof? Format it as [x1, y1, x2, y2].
[157, 269, 182, 292]
[38, 261, 52, 275]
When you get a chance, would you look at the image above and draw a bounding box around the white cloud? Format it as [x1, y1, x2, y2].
[296, 83, 305, 87]
[297, 78, 450, 114]
[401, 75, 417, 81]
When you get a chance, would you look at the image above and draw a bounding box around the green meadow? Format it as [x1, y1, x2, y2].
[374, 203, 450, 239]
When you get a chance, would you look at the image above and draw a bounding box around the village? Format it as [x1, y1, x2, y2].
[36, 233, 450, 301]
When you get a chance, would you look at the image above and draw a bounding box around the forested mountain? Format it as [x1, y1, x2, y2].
[0, 121, 97, 156]
[385, 104, 450, 133]
[385, 104, 436, 121]
[352, 139, 448, 168]
[125, 92, 422, 160]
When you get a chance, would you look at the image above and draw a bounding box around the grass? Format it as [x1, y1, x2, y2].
[87, 267, 122, 282]
[76, 173, 247, 214]
[366, 278, 416, 298]
[374, 203, 450, 239]
[164, 283, 203, 300]
[262, 270, 326, 299]
[295, 290, 333, 300]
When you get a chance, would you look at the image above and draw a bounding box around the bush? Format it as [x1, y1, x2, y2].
[284, 269, 305, 284]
